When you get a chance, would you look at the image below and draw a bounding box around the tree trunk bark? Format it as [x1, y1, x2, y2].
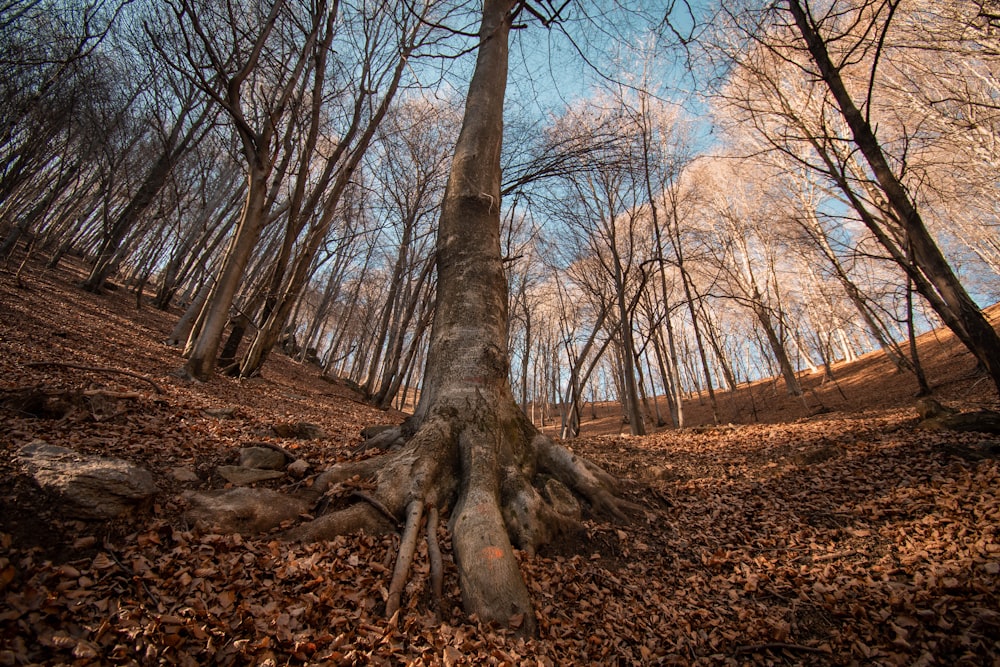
[187, 1, 635, 638]
[374, 262, 434, 408]
[752, 299, 803, 396]
[613, 260, 646, 435]
[183, 167, 268, 380]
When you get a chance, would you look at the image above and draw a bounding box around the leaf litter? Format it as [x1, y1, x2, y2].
[1, 258, 999, 665]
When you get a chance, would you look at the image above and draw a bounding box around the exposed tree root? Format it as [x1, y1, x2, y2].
[354, 424, 406, 453]
[426, 505, 444, 614]
[186, 404, 637, 637]
[282, 503, 395, 542]
[386, 499, 424, 619]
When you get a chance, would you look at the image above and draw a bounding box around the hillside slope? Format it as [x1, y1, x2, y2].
[550, 304, 1000, 437]
[1, 256, 998, 665]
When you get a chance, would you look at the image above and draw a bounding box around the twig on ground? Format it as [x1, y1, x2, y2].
[104, 541, 160, 606]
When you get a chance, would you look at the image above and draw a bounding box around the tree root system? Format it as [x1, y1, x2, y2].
[185, 405, 640, 636]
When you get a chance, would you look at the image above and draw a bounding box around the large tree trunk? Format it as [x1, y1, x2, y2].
[399, 0, 563, 629]
[186, 0, 634, 636]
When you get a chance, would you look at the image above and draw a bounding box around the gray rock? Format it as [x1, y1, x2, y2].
[271, 422, 325, 439]
[286, 459, 310, 479]
[17, 440, 158, 520]
[170, 466, 200, 483]
[184, 488, 309, 533]
[238, 446, 287, 470]
[544, 478, 581, 520]
[360, 424, 398, 439]
[217, 465, 284, 485]
[647, 465, 680, 482]
[203, 407, 237, 419]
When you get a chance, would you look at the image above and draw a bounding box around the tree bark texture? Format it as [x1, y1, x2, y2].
[183, 168, 268, 380]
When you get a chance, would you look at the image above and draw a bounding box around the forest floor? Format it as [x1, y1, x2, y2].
[1, 255, 999, 666]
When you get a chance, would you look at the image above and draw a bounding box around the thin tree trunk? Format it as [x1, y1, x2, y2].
[183, 167, 268, 379]
[788, 0, 1000, 395]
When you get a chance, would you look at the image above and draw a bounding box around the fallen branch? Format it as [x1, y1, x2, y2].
[82, 390, 143, 400]
[811, 549, 856, 563]
[27, 361, 164, 394]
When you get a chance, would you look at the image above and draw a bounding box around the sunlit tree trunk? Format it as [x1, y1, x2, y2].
[787, 0, 1000, 395]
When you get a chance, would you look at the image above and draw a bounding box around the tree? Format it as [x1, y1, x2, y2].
[545, 101, 652, 435]
[705, 0, 1000, 395]
[235, 2, 439, 379]
[81, 36, 213, 292]
[350, 98, 453, 399]
[661, 162, 723, 422]
[192, 0, 635, 635]
[0, 1, 131, 260]
[784, 0, 1000, 395]
[699, 158, 805, 396]
[166, 0, 332, 380]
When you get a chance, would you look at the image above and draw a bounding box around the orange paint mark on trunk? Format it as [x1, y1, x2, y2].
[481, 546, 504, 561]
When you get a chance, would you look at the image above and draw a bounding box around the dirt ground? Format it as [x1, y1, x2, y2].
[1, 255, 999, 666]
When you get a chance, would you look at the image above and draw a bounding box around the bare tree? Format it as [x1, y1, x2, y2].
[0, 1, 133, 260]
[204, 0, 636, 635]
[164, 0, 328, 379]
[545, 100, 652, 434]
[81, 20, 215, 292]
[697, 158, 805, 395]
[704, 0, 1000, 394]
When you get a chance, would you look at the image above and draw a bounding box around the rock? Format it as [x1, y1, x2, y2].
[238, 446, 287, 470]
[361, 424, 398, 439]
[916, 399, 1000, 434]
[920, 411, 1000, 434]
[916, 397, 957, 420]
[271, 422, 325, 439]
[544, 478, 581, 520]
[647, 466, 680, 482]
[170, 466, 200, 483]
[217, 465, 285, 485]
[184, 488, 309, 533]
[17, 440, 158, 520]
[287, 459, 310, 479]
[794, 445, 844, 465]
[203, 407, 237, 419]
[939, 441, 1000, 461]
